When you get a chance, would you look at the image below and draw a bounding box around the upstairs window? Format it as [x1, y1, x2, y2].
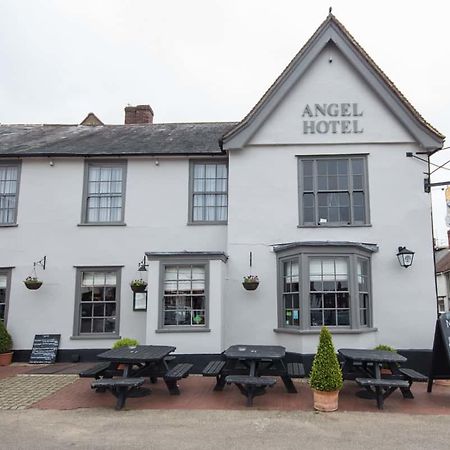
[190, 161, 228, 223]
[0, 163, 20, 225]
[82, 161, 126, 224]
[298, 156, 368, 226]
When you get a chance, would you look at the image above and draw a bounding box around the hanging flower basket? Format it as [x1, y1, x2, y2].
[130, 279, 148, 293]
[24, 277, 43, 290]
[242, 275, 259, 291]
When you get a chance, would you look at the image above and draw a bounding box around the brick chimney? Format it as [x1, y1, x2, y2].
[124, 104, 154, 124]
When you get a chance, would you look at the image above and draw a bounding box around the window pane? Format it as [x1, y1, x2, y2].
[78, 270, 118, 334]
[163, 265, 206, 327]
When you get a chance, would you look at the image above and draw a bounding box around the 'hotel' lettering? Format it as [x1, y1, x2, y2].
[302, 103, 364, 134]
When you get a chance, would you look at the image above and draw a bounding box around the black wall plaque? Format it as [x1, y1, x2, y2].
[29, 334, 61, 364]
[427, 312, 450, 392]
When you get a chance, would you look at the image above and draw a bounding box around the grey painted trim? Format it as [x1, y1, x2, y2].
[155, 328, 211, 333]
[0, 268, 12, 326]
[275, 243, 375, 331]
[157, 259, 210, 331]
[0, 224, 18, 228]
[273, 241, 379, 254]
[77, 223, 127, 227]
[297, 155, 370, 227]
[72, 266, 122, 337]
[80, 159, 127, 225]
[273, 327, 378, 335]
[223, 21, 443, 151]
[146, 252, 228, 263]
[70, 335, 121, 340]
[0, 160, 21, 225]
[188, 159, 228, 225]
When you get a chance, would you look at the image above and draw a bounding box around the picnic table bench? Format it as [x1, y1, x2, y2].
[91, 377, 145, 410]
[164, 363, 193, 395]
[355, 377, 410, 410]
[225, 375, 277, 406]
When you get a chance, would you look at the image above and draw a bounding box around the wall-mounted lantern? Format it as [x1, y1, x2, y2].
[396, 247, 415, 268]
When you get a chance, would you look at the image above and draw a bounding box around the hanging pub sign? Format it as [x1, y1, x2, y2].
[427, 312, 450, 392]
[302, 103, 364, 134]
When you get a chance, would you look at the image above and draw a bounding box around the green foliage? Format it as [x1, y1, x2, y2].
[309, 326, 343, 392]
[130, 279, 147, 287]
[243, 275, 259, 283]
[0, 320, 13, 354]
[374, 344, 396, 352]
[112, 338, 139, 349]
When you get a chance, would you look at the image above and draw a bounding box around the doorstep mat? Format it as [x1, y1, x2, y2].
[0, 374, 78, 410]
[26, 362, 97, 375]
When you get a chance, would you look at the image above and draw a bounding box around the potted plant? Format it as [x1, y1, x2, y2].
[112, 338, 139, 370]
[130, 279, 147, 293]
[0, 320, 13, 366]
[23, 276, 43, 290]
[112, 337, 139, 349]
[309, 326, 343, 412]
[374, 344, 397, 374]
[242, 275, 259, 291]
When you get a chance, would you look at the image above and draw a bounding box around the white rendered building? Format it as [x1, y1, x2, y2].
[0, 14, 445, 366]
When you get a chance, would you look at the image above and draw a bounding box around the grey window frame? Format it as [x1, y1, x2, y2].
[0, 268, 12, 325]
[72, 266, 122, 338]
[0, 161, 21, 226]
[276, 244, 373, 332]
[297, 155, 370, 227]
[80, 160, 127, 225]
[188, 159, 228, 225]
[157, 258, 210, 332]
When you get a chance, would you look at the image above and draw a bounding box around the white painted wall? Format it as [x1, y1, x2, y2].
[249, 44, 414, 146]
[0, 157, 226, 351]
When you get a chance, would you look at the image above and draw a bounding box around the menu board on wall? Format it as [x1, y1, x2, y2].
[29, 334, 61, 364]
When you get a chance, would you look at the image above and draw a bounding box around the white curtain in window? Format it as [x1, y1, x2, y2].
[0, 275, 7, 289]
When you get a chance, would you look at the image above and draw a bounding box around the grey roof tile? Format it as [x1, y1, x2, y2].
[0, 122, 237, 157]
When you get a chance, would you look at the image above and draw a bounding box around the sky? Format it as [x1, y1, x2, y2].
[0, 0, 449, 242]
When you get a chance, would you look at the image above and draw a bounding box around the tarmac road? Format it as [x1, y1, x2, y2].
[0, 408, 449, 450]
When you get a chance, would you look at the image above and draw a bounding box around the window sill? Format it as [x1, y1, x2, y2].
[273, 327, 378, 335]
[77, 223, 127, 227]
[297, 224, 372, 228]
[156, 328, 211, 333]
[187, 221, 227, 226]
[0, 224, 18, 228]
[70, 335, 121, 340]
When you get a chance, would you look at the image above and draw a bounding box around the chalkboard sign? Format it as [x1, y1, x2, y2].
[427, 312, 450, 392]
[29, 334, 61, 364]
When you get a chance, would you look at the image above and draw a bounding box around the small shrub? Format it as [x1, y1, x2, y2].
[0, 321, 13, 354]
[374, 344, 396, 352]
[309, 326, 343, 392]
[112, 338, 139, 349]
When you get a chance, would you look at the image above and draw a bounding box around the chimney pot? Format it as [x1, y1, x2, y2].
[124, 104, 153, 124]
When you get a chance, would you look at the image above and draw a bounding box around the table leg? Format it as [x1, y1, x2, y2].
[281, 375, 297, 393]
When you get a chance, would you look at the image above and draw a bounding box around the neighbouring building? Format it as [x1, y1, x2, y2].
[0, 14, 445, 365]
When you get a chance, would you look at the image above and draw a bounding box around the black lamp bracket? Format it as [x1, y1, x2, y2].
[33, 256, 46, 271]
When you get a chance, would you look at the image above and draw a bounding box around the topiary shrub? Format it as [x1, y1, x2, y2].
[0, 321, 13, 354]
[309, 326, 343, 392]
[112, 338, 139, 349]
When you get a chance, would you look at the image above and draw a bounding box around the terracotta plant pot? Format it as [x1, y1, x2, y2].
[242, 281, 259, 291]
[0, 352, 13, 366]
[312, 389, 339, 412]
[24, 281, 43, 290]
